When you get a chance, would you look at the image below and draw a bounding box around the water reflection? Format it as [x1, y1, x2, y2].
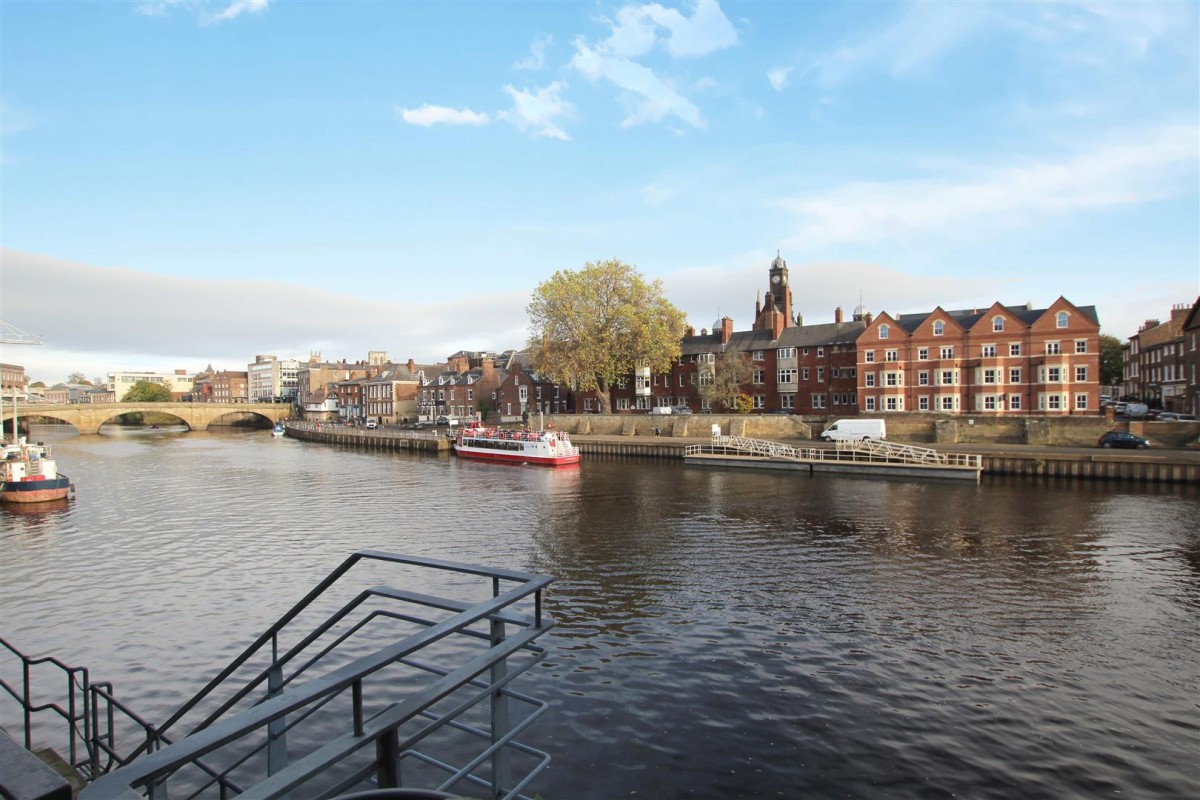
[1, 431, 1197, 799]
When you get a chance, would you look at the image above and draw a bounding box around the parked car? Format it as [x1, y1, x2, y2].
[1097, 431, 1150, 449]
[1157, 413, 1198, 422]
[672, 406, 693, 414]
[365, 420, 377, 429]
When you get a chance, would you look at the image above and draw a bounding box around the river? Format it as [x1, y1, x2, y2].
[2, 425, 1197, 798]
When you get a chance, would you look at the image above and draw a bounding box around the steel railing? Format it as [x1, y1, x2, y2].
[688, 434, 982, 470]
[4, 550, 555, 800]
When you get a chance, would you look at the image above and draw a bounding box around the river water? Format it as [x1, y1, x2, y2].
[2, 426, 1198, 799]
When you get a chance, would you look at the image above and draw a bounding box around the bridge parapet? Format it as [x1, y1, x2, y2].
[1, 403, 289, 435]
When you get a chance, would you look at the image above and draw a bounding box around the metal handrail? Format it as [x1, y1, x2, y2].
[79, 550, 556, 800]
[696, 434, 982, 470]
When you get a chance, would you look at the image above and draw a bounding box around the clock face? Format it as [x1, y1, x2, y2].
[771, 274, 781, 284]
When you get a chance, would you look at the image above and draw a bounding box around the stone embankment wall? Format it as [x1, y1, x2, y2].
[547, 414, 812, 440]
[885, 414, 1199, 449]
[548, 413, 1199, 449]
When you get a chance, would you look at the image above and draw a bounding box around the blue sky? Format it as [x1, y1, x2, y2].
[2, 0, 1197, 384]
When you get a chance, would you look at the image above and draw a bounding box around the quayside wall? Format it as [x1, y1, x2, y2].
[282, 419, 1198, 484]
[567, 438, 1198, 484]
[543, 413, 1200, 450]
[284, 423, 450, 453]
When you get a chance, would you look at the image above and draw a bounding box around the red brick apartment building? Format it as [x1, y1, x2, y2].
[857, 299, 1102, 416]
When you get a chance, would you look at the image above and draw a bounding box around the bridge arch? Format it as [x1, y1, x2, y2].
[1, 403, 290, 436]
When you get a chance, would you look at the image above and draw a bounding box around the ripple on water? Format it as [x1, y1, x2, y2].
[2, 430, 1198, 799]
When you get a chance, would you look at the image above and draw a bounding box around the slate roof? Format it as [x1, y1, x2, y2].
[892, 303, 1100, 333]
[680, 320, 866, 355]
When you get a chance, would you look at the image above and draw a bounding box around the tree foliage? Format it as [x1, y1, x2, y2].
[121, 380, 172, 402]
[1099, 334, 1123, 387]
[528, 259, 688, 414]
[699, 350, 755, 412]
[66, 371, 91, 385]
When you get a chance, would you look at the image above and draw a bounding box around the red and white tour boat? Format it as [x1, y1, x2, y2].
[453, 424, 581, 467]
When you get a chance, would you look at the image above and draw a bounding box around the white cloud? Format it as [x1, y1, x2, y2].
[569, 1, 736, 130]
[571, 40, 704, 129]
[767, 66, 791, 92]
[804, 0, 1192, 89]
[602, 0, 738, 59]
[806, 1, 990, 87]
[499, 82, 574, 140]
[135, 0, 270, 25]
[397, 104, 491, 127]
[515, 35, 554, 70]
[208, 0, 269, 25]
[778, 123, 1199, 245]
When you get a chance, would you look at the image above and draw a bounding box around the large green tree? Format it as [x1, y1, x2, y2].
[528, 259, 688, 414]
[1099, 333, 1124, 387]
[699, 350, 754, 412]
[122, 380, 172, 402]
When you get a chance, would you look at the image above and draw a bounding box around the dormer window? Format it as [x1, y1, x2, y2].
[1056, 311, 1069, 328]
[993, 316, 1005, 332]
[933, 320, 944, 336]
[878, 324, 890, 339]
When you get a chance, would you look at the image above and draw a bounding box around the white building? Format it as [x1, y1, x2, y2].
[248, 355, 300, 403]
[108, 369, 195, 399]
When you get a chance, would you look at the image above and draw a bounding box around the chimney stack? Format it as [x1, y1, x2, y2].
[835, 306, 844, 323]
[720, 316, 734, 344]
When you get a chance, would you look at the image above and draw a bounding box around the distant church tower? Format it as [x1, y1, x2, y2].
[754, 250, 796, 337]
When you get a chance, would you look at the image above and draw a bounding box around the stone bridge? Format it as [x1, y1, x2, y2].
[2, 402, 290, 435]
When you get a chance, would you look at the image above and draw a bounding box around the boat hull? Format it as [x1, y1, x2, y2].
[1, 477, 73, 503]
[453, 446, 580, 467]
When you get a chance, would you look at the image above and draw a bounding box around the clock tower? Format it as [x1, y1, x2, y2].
[754, 250, 797, 336]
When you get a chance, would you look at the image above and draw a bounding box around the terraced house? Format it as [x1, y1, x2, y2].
[856, 299, 1101, 416]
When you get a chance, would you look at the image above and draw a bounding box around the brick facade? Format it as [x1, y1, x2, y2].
[857, 299, 1101, 416]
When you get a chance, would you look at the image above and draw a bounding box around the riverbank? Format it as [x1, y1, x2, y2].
[284, 422, 1198, 484]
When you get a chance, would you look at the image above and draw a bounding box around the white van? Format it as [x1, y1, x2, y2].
[820, 419, 886, 442]
[649, 407, 673, 415]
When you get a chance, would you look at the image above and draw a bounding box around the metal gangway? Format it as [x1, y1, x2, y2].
[2, 551, 556, 800]
[689, 433, 982, 471]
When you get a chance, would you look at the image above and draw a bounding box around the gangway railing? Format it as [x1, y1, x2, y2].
[6, 551, 556, 800]
[835, 437, 982, 469]
[688, 434, 981, 471]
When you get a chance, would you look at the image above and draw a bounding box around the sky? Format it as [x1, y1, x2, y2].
[2, 0, 1197, 385]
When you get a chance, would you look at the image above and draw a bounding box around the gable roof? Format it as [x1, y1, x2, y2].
[895, 302, 1100, 332]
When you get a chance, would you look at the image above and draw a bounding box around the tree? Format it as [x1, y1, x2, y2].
[122, 380, 172, 402]
[1099, 334, 1123, 387]
[699, 350, 754, 412]
[528, 259, 688, 414]
[66, 371, 92, 385]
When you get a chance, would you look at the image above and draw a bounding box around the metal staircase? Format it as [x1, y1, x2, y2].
[2, 551, 556, 799]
